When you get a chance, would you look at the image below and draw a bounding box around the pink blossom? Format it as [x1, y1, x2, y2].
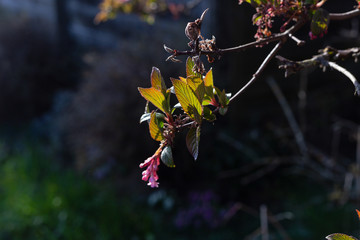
[140, 153, 160, 188]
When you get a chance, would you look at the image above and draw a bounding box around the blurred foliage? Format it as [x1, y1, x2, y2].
[0, 141, 160, 239]
[95, 0, 187, 24]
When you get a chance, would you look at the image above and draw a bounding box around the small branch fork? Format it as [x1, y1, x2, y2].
[164, 8, 360, 103]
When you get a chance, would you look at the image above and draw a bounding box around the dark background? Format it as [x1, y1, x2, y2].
[0, 0, 359, 239]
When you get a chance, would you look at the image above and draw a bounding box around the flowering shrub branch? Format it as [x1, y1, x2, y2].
[136, 0, 360, 188]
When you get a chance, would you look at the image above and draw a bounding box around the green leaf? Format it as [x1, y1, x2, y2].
[186, 126, 201, 160]
[171, 78, 203, 123]
[149, 111, 164, 141]
[219, 107, 228, 116]
[311, 8, 330, 36]
[160, 146, 175, 168]
[138, 87, 170, 114]
[186, 57, 201, 78]
[203, 107, 216, 122]
[187, 76, 205, 103]
[151, 67, 167, 92]
[326, 233, 358, 240]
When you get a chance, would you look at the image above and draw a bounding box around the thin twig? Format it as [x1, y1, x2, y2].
[229, 41, 283, 102]
[220, 21, 303, 54]
[267, 77, 308, 159]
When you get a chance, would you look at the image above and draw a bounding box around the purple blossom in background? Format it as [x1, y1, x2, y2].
[174, 190, 221, 229]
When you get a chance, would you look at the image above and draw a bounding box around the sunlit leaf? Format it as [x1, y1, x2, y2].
[186, 57, 201, 78]
[138, 87, 170, 114]
[161, 146, 175, 168]
[326, 233, 358, 240]
[171, 78, 203, 123]
[187, 76, 205, 103]
[204, 69, 214, 96]
[151, 67, 167, 92]
[186, 126, 201, 160]
[179, 77, 187, 83]
[149, 111, 164, 141]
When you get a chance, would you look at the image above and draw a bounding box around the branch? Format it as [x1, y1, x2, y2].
[229, 41, 283, 102]
[164, 20, 305, 61]
[277, 46, 360, 96]
[329, 8, 360, 21]
[222, 21, 304, 54]
[328, 62, 360, 96]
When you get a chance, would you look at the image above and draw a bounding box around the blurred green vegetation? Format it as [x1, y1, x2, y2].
[0, 141, 159, 240]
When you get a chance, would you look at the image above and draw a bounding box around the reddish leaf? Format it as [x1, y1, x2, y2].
[138, 87, 169, 114]
[186, 126, 201, 160]
[356, 209, 360, 221]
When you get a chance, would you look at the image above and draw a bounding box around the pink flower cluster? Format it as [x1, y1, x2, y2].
[140, 153, 160, 188]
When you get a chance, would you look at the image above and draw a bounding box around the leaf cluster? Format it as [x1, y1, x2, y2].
[138, 57, 230, 170]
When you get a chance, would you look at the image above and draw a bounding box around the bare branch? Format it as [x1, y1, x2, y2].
[165, 20, 305, 62]
[328, 62, 360, 96]
[329, 8, 360, 21]
[277, 46, 360, 95]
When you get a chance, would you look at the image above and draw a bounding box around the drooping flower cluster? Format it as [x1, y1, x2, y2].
[140, 152, 161, 188]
